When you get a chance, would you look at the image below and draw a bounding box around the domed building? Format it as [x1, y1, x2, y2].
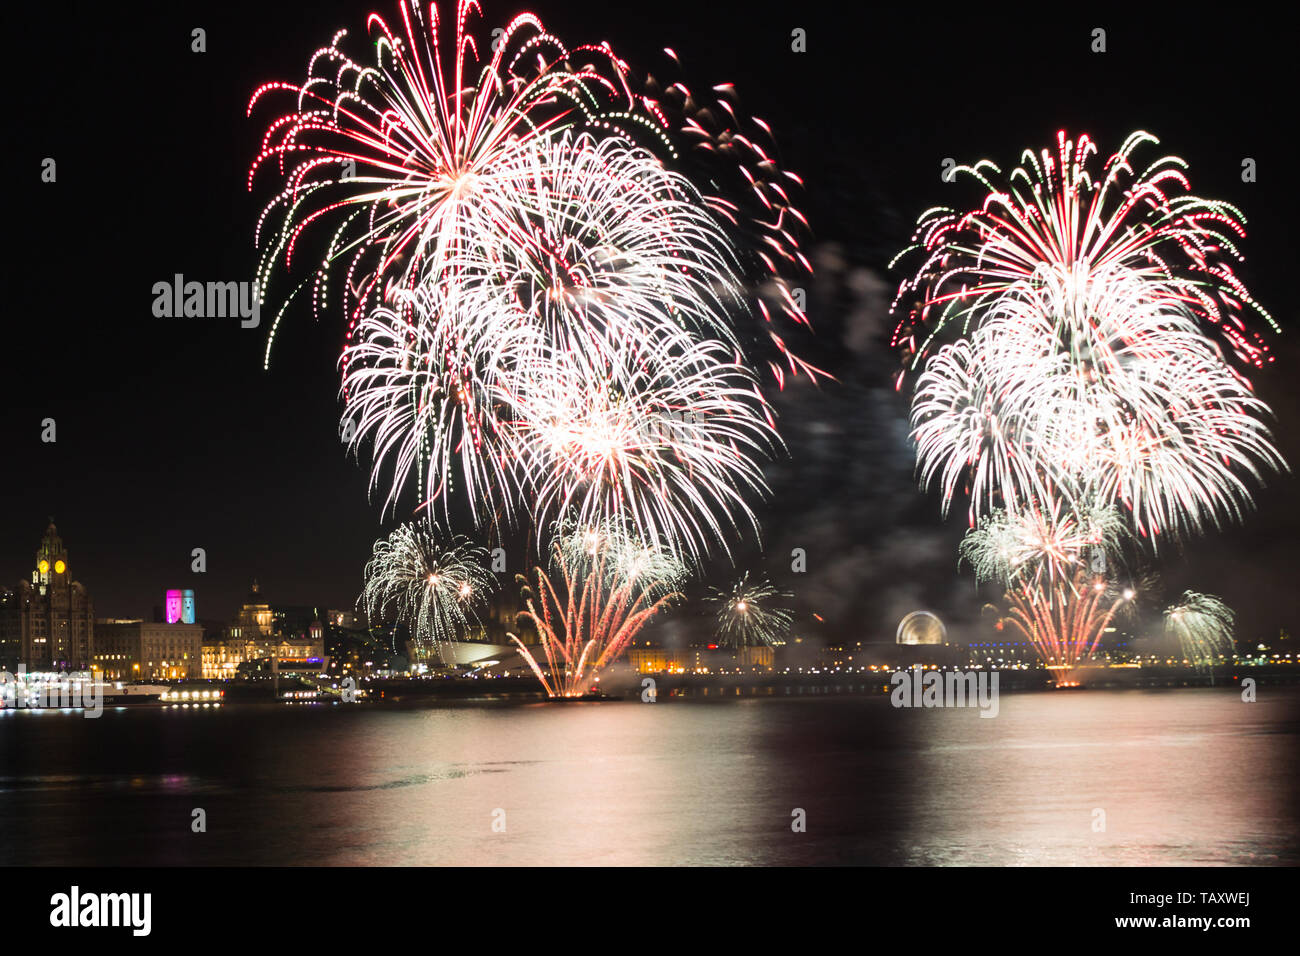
[200, 580, 326, 680]
[233, 579, 274, 640]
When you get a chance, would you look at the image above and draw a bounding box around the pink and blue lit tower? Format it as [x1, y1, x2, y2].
[165, 589, 197, 625]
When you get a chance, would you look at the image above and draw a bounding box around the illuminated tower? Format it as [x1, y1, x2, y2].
[20, 520, 94, 670]
[164, 588, 197, 624]
[165, 589, 183, 624]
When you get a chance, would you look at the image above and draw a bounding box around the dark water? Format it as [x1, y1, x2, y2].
[2, 687, 1297, 865]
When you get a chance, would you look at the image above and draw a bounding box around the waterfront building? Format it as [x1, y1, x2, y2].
[94, 615, 204, 680]
[628, 643, 776, 674]
[200, 581, 327, 679]
[0, 521, 95, 671]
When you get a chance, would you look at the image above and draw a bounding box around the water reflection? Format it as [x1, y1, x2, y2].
[0, 689, 1295, 865]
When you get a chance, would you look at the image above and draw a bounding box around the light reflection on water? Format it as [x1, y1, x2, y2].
[0, 688, 1296, 865]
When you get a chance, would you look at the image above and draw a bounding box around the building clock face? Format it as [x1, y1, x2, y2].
[54, 560, 66, 574]
[38, 559, 49, 574]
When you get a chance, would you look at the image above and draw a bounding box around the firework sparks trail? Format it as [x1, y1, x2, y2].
[1001, 571, 1131, 672]
[361, 520, 496, 657]
[630, 50, 820, 385]
[508, 517, 685, 697]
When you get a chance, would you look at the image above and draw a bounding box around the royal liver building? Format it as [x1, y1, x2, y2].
[0, 521, 95, 671]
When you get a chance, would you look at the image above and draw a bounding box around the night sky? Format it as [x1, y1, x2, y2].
[6, 2, 1296, 643]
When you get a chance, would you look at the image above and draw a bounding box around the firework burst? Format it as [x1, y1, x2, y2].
[707, 572, 793, 648]
[501, 323, 778, 564]
[361, 520, 496, 654]
[509, 516, 685, 697]
[960, 500, 1137, 669]
[1164, 591, 1235, 670]
[897, 134, 1286, 543]
[339, 131, 778, 550]
[248, 0, 817, 381]
[959, 501, 1128, 590]
[912, 265, 1286, 537]
[253, 1, 810, 569]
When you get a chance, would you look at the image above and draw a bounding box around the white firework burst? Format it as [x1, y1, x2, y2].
[1164, 591, 1235, 669]
[341, 132, 776, 557]
[361, 520, 497, 651]
[707, 571, 793, 648]
[912, 260, 1285, 541]
[959, 500, 1127, 591]
[502, 322, 778, 565]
